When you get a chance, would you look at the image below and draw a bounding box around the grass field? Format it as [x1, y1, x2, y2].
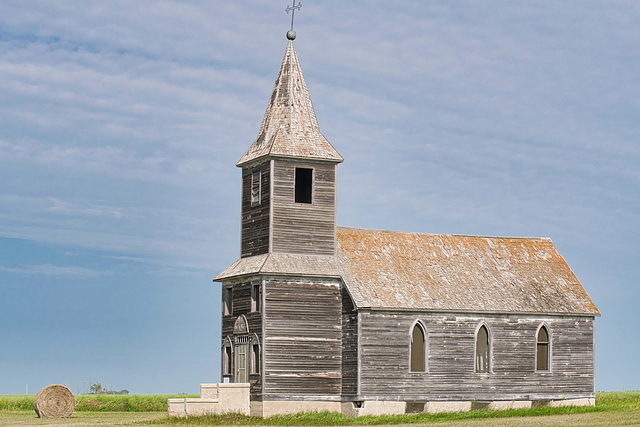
[0, 391, 638, 426]
[0, 394, 198, 412]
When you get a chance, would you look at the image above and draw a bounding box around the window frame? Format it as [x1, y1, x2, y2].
[222, 286, 232, 316]
[250, 334, 261, 375]
[222, 337, 233, 378]
[409, 320, 427, 373]
[251, 282, 262, 313]
[535, 324, 551, 372]
[294, 167, 313, 204]
[251, 171, 261, 206]
[474, 323, 491, 374]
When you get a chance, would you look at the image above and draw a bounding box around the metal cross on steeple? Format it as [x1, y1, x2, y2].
[285, 0, 302, 35]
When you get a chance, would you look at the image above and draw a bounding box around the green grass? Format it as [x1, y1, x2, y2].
[158, 391, 640, 425]
[158, 406, 604, 425]
[595, 390, 640, 411]
[0, 395, 33, 411]
[0, 394, 198, 412]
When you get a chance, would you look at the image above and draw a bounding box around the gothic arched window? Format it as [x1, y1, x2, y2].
[250, 334, 261, 374]
[475, 324, 490, 373]
[536, 325, 550, 371]
[410, 322, 426, 372]
[222, 337, 233, 379]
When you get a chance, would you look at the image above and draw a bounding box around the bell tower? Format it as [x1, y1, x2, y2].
[213, 28, 346, 412]
[237, 32, 343, 258]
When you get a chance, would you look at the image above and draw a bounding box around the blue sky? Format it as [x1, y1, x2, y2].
[0, 1, 638, 394]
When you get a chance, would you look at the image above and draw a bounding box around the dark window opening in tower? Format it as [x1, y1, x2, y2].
[295, 167, 313, 203]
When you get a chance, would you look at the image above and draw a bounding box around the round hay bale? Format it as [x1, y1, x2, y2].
[33, 384, 75, 418]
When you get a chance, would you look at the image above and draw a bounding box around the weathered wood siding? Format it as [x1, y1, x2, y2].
[241, 162, 271, 258]
[341, 286, 358, 398]
[358, 311, 595, 401]
[271, 159, 336, 255]
[263, 278, 342, 399]
[221, 279, 264, 399]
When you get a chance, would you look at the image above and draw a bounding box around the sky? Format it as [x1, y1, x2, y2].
[0, 0, 638, 395]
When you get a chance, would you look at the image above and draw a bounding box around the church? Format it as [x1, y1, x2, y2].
[170, 27, 599, 418]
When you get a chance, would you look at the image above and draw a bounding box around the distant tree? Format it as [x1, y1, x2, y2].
[89, 382, 102, 394]
[117, 389, 129, 395]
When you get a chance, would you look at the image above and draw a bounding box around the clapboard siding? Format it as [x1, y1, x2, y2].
[221, 280, 264, 399]
[341, 286, 358, 398]
[271, 159, 336, 255]
[358, 311, 594, 401]
[263, 278, 342, 398]
[241, 162, 270, 258]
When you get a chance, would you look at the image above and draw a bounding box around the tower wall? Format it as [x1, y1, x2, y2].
[271, 159, 337, 255]
[241, 161, 271, 258]
[263, 277, 342, 399]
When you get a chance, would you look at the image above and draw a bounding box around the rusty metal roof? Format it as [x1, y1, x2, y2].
[336, 227, 600, 316]
[236, 40, 343, 167]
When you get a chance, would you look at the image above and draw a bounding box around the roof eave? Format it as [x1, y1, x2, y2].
[214, 271, 343, 282]
[237, 153, 344, 168]
[357, 306, 601, 317]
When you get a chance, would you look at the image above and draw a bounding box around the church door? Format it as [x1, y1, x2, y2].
[235, 343, 248, 383]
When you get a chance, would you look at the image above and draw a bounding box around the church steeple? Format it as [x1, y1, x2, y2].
[238, 35, 342, 258]
[237, 40, 343, 167]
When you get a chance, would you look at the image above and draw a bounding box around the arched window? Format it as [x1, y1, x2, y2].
[250, 334, 261, 374]
[221, 337, 233, 380]
[536, 325, 550, 371]
[475, 324, 490, 373]
[410, 322, 426, 372]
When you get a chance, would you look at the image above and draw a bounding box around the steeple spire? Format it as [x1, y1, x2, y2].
[237, 39, 343, 167]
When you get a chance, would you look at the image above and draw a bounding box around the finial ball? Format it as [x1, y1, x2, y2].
[287, 30, 297, 40]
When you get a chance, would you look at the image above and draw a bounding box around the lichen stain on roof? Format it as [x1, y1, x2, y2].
[337, 227, 600, 316]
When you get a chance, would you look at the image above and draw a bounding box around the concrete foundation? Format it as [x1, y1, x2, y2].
[425, 401, 473, 414]
[546, 397, 596, 408]
[169, 385, 595, 418]
[256, 400, 342, 418]
[341, 400, 406, 416]
[167, 383, 250, 417]
[487, 400, 533, 410]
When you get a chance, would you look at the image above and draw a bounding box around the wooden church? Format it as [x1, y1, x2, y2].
[209, 30, 600, 417]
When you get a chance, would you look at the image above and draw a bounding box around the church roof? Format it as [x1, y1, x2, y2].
[215, 226, 599, 317]
[214, 252, 341, 281]
[337, 227, 600, 316]
[236, 40, 343, 167]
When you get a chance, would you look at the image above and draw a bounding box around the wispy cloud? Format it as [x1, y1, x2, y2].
[0, 263, 112, 278]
